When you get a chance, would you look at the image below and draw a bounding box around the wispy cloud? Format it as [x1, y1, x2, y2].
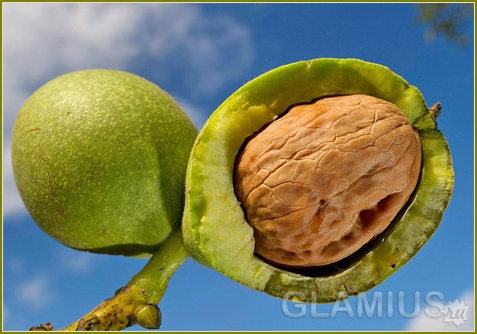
[176, 98, 210, 129]
[2, 3, 253, 217]
[57, 249, 96, 275]
[4, 256, 26, 274]
[3, 304, 11, 323]
[16, 275, 58, 311]
[3, 2, 253, 134]
[405, 289, 474, 331]
[2, 142, 25, 219]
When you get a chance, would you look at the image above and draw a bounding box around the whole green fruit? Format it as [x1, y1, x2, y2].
[12, 69, 198, 256]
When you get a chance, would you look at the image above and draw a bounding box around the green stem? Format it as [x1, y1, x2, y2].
[59, 230, 189, 331]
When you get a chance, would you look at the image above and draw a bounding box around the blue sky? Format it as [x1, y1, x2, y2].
[2, 3, 474, 331]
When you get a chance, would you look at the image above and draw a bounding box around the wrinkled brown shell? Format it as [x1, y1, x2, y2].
[234, 94, 422, 267]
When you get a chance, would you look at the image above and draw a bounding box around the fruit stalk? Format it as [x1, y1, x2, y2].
[57, 231, 188, 331]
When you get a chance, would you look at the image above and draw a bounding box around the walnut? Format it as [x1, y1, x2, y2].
[234, 94, 422, 267]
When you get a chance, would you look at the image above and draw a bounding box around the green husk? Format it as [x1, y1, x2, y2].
[182, 58, 454, 302]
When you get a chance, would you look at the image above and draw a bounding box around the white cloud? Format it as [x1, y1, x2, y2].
[405, 289, 474, 331]
[4, 256, 26, 275]
[16, 275, 58, 311]
[2, 3, 253, 217]
[3, 304, 11, 323]
[58, 249, 95, 274]
[3, 140, 26, 219]
[176, 98, 210, 129]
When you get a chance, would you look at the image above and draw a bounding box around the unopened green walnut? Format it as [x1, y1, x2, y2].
[182, 58, 454, 302]
[12, 69, 197, 256]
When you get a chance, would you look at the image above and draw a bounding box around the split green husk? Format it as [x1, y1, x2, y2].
[182, 58, 454, 302]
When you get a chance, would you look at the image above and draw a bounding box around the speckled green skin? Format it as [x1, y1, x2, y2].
[182, 58, 454, 302]
[12, 69, 197, 256]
